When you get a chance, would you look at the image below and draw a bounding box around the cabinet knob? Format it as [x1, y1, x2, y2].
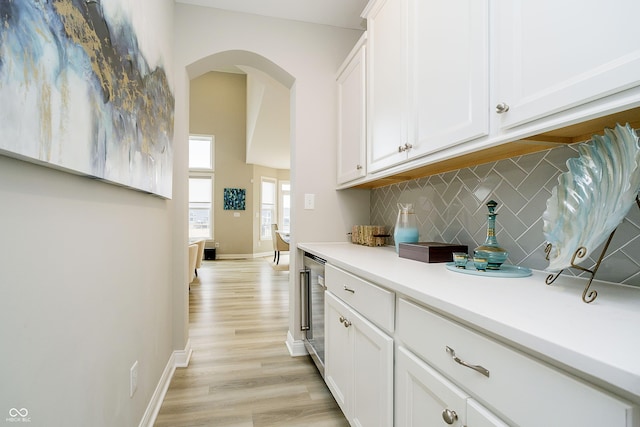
[442, 408, 458, 425]
[495, 102, 510, 114]
[397, 143, 413, 153]
[339, 316, 352, 327]
[356, 164, 363, 170]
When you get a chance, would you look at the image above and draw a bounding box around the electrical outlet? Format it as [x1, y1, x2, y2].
[130, 361, 138, 398]
[215, 242, 220, 248]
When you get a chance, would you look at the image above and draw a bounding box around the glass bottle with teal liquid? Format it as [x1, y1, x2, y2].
[394, 203, 419, 253]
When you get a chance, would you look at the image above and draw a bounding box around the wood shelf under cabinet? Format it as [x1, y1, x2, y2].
[354, 106, 640, 189]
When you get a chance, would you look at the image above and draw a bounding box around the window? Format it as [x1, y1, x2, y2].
[279, 181, 290, 233]
[189, 177, 212, 239]
[189, 135, 214, 240]
[189, 135, 214, 170]
[261, 177, 277, 240]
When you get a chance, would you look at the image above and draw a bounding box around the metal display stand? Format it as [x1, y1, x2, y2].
[544, 196, 640, 304]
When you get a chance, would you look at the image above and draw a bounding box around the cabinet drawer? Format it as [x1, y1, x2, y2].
[397, 298, 637, 427]
[325, 264, 395, 333]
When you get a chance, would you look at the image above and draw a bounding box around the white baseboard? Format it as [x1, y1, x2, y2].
[174, 339, 193, 367]
[214, 252, 277, 260]
[285, 330, 308, 357]
[138, 339, 192, 427]
[215, 253, 254, 259]
[253, 251, 272, 258]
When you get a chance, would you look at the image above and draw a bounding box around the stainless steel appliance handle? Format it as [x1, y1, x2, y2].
[300, 269, 310, 331]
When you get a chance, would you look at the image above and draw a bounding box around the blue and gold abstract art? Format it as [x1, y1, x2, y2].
[0, 0, 174, 197]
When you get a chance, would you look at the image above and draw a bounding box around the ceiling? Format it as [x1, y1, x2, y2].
[175, 0, 369, 30]
[240, 66, 291, 170]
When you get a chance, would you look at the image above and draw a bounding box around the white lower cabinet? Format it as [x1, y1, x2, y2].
[321, 262, 638, 427]
[397, 297, 637, 427]
[467, 399, 511, 427]
[325, 291, 393, 427]
[396, 346, 507, 427]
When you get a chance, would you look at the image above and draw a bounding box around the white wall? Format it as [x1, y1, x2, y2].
[174, 4, 371, 349]
[0, 1, 182, 426]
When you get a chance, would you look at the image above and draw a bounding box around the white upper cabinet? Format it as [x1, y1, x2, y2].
[344, 0, 640, 188]
[337, 34, 367, 185]
[364, 0, 490, 174]
[365, 0, 407, 173]
[409, 0, 489, 157]
[493, 0, 640, 130]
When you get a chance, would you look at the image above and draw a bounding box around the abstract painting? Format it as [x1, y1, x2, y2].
[223, 188, 246, 210]
[0, 0, 174, 198]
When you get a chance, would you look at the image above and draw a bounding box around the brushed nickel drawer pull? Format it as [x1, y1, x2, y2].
[446, 346, 490, 378]
[343, 285, 355, 294]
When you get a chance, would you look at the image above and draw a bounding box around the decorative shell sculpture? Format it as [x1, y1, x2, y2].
[543, 123, 640, 272]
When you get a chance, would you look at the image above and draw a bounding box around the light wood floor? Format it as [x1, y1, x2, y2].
[154, 258, 348, 427]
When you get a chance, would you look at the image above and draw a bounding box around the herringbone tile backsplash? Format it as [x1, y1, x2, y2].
[371, 145, 640, 286]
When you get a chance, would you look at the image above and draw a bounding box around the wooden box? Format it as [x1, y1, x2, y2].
[351, 225, 388, 247]
[398, 242, 468, 263]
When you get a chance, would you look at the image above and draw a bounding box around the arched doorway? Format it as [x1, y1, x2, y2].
[182, 49, 298, 338]
[171, 7, 368, 359]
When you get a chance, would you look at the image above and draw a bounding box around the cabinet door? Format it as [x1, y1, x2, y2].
[396, 346, 468, 427]
[325, 292, 352, 418]
[409, 0, 489, 158]
[467, 399, 510, 427]
[326, 291, 394, 427]
[494, 0, 640, 130]
[351, 304, 394, 427]
[366, 0, 408, 173]
[337, 37, 367, 184]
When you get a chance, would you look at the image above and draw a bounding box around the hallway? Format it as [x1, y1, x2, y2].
[154, 258, 348, 426]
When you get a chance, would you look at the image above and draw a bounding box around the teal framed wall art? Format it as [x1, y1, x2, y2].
[223, 188, 246, 210]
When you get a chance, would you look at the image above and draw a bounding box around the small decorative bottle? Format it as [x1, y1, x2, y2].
[474, 200, 508, 269]
[394, 203, 419, 253]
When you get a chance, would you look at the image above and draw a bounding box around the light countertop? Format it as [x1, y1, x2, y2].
[298, 242, 640, 404]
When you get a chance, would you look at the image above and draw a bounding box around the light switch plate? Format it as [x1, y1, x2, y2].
[304, 193, 315, 210]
